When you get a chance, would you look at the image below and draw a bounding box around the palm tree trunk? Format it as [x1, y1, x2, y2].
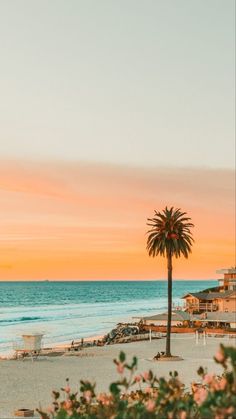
[166, 252, 172, 357]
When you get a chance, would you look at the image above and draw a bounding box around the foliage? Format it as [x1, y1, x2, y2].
[146, 207, 194, 259]
[37, 345, 236, 419]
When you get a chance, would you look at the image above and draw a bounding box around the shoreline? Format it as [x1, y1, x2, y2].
[1, 326, 235, 361]
[2, 316, 236, 360]
[0, 333, 106, 360]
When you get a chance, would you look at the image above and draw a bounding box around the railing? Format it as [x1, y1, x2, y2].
[185, 303, 219, 312]
[172, 303, 219, 312]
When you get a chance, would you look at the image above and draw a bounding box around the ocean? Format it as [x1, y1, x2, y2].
[0, 280, 217, 354]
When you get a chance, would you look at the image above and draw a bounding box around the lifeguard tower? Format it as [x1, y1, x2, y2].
[13, 333, 44, 360]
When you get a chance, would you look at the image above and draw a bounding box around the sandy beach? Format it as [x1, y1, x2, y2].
[1, 334, 235, 418]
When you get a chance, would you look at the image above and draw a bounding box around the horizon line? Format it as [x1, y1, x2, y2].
[0, 278, 218, 282]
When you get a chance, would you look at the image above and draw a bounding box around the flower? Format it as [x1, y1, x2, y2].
[227, 407, 234, 414]
[142, 371, 150, 381]
[97, 393, 111, 406]
[214, 349, 225, 363]
[134, 375, 142, 383]
[203, 374, 214, 385]
[83, 390, 92, 403]
[218, 377, 227, 390]
[179, 411, 187, 419]
[146, 399, 156, 412]
[193, 387, 208, 405]
[211, 376, 227, 391]
[63, 400, 72, 410]
[64, 385, 71, 394]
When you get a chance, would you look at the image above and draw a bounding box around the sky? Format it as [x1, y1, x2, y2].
[0, 1, 235, 280]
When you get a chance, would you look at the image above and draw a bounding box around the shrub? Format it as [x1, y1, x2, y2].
[37, 344, 236, 419]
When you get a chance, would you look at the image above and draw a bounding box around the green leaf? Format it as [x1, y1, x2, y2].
[119, 351, 126, 363]
[109, 383, 120, 396]
[131, 356, 138, 368]
[197, 366, 204, 376]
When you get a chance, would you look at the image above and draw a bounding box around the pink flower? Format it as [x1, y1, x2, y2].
[212, 381, 219, 391]
[193, 387, 208, 405]
[142, 371, 150, 381]
[116, 362, 124, 374]
[214, 350, 225, 363]
[203, 374, 214, 385]
[212, 377, 227, 391]
[227, 407, 234, 414]
[146, 399, 156, 412]
[97, 393, 105, 403]
[134, 375, 142, 383]
[179, 411, 187, 419]
[218, 377, 227, 390]
[63, 400, 72, 410]
[84, 390, 92, 403]
[97, 393, 110, 406]
[64, 385, 71, 394]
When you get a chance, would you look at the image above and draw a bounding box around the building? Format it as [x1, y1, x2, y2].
[134, 269, 236, 331]
[193, 312, 236, 329]
[139, 310, 190, 327]
[182, 268, 236, 314]
[182, 290, 236, 313]
[217, 268, 236, 291]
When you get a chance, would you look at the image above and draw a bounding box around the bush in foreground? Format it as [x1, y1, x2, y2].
[37, 344, 236, 419]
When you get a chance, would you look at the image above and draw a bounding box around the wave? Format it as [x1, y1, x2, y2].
[0, 316, 42, 324]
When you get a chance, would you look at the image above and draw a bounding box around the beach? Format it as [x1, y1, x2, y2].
[0, 334, 234, 418]
[1, 280, 235, 417]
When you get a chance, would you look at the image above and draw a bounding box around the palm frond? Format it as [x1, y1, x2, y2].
[146, 207, 194, 259]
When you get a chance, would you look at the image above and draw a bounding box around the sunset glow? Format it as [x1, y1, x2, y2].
[0, 161, 234, 280]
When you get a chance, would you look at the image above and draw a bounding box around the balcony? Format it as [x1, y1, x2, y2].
[185, 302, 219, 313]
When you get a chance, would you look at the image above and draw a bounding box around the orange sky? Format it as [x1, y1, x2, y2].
[0, 160, 235, 280]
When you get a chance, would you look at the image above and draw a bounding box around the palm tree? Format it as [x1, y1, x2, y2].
[146, 207, 194, 357]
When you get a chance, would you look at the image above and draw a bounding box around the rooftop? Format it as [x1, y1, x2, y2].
[182, 291, 235, 301]
[216, 268, 236, 274]
[141, 310, 190, 322]
[193, 312, 236, 322]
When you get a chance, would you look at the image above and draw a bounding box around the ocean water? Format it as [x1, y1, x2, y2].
[0, 280, 217, 354]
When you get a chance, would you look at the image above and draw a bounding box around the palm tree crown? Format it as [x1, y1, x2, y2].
[146, 207, 194, 259]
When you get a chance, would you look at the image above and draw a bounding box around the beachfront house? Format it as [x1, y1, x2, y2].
[182, 268, 236, 314]
[182, 291, 236, 313]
